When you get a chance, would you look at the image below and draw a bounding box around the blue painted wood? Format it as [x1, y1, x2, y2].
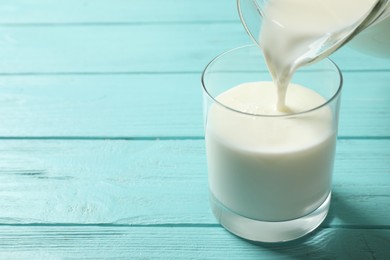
[0, 226, 388, 259]
[0, 24, 388, 75]
[0, 71, 388, 137]
[0, 139, 388, 227]
[0, 0, 388, 258]
[0, 0, 238, 24]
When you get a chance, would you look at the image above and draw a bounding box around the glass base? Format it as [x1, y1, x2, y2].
[210, 192, 331, 243]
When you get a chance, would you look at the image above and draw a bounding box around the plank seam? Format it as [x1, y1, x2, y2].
[0, 70, 387, 76]
[0, 223, 388, 230]
[0, 136, 387, 141]
[0, 21, 240, 27]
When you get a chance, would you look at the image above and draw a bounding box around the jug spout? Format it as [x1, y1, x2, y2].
[238, 0, 390, 60]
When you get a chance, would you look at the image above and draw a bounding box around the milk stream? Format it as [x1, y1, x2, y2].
[206, 0, 382, 222]
[259, 0, 380, 111]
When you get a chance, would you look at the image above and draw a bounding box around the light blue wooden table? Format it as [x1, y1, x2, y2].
[0, 1, 389, 258]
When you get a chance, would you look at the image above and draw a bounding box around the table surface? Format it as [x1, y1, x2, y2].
[0, 0, 389, 259]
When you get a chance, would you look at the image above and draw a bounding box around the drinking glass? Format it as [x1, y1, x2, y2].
[201, 44, 342, 242]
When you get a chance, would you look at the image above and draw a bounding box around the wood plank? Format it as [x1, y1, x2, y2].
[0, 139, 388, 226]
[0, 71, 388, 137]
[0, 226, 388, 259]
[0, 0, 238, 24]
[0, 24, 388, 74]
[0, 74, 204, 137]
[0, 1, 387, 258]
[0, 23, 245, 74]
[339, 71, 390, 137]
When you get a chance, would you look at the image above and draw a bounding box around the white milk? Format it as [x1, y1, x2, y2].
[350, 16, 390, 58]
[206, 0, 375, 223]
[206, 82, 336, 221]
[259, 0, 379, 111]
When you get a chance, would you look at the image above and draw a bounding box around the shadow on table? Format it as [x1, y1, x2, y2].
[240, 192, 390, 259]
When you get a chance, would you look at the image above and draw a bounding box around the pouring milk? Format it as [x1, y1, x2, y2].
[258, 0, 387, 110]
[206, 0, 385, 223]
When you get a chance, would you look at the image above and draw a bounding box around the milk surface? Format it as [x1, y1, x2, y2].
[206, 82, 336, 221]
[259, 0, 378, 110]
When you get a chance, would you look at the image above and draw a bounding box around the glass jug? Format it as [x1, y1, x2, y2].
[238, 0, 390, 59]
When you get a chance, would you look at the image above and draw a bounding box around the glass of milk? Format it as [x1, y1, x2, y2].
[201, 45, 342, 243]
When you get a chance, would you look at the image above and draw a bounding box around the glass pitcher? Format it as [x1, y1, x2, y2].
[238, 0, 390, 59]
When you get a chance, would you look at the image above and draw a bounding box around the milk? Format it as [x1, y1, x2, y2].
[259, 0, 379, 110]
[350, 16, 390, 58]
[205, 0, 367, 224]
[206, 82, 336, 221]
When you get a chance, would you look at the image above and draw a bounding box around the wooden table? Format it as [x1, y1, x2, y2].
[0, 1, 389, 258]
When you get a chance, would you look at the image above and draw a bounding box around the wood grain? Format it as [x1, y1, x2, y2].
[0, 0, 238, 24]
[0, 71, 388, 137]
[0, 24, 388, 75]
[0, 139, 388, 226]
[0, 226, 388, 259]
[0, 0, 388, 257]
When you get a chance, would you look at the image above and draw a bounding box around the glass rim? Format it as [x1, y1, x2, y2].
[201, 44, 343, 118]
